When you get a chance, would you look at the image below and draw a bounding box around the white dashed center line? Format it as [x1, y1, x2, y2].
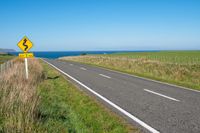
[80, 67, 87, 70]
[69, 64, 74, 66]
[99, 74, 111, 79]
[144, 89, 180, 102]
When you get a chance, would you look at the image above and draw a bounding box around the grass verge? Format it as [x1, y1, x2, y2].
[37, 60, 139, 133]
[0, 58, 44, 132]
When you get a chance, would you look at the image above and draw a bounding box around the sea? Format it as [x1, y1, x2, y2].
[8, 51, 157, 59]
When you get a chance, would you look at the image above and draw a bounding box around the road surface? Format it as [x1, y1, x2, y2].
[43, 59, 200, 133]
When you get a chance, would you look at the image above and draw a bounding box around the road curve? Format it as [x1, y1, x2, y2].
[43, 58, 200, 133]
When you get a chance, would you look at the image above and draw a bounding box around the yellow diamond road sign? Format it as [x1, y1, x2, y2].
[17, 36, 33, 53]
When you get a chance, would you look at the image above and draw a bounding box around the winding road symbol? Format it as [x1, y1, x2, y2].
[23, 38, 28, 51]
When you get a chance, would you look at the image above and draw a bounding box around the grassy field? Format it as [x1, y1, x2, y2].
[106, 51, 200, 65]
[60, 51, 200, 91]
[0, 58, 138, 133]
[0, 54, 15, 64]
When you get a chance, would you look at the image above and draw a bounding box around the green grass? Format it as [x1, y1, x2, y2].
[0, 54, 15, 64]
[105, 51, 200, 65]
[60, 51, 200, 91]
[36, 61, 138, 133]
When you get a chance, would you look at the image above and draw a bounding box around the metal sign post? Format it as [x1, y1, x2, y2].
[25, 58, 29, 79]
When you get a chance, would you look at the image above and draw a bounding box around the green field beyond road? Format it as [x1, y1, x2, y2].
[106, 51, 200, 65]
[60, 51, 200, 91]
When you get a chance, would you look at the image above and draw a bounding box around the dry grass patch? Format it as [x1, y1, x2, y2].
[0, 58, 44, 132]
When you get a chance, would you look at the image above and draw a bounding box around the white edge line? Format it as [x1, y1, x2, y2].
[80, 67, 87, 70]
[92, 65, 200, 93]
[144, 89, 180, 102]
[99, 74, 111, 79]
[42, 59, 160, 133]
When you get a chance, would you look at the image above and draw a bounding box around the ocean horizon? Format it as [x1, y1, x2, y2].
[8, 50, 159, 59]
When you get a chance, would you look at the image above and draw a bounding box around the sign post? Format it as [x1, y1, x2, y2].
[17, 36, 34, 79]
[25, 58, 28, 79]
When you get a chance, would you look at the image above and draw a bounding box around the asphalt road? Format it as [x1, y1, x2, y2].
[43, 58, 200, 133]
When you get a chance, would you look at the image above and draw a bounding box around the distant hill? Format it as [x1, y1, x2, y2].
[0, 48, 16, 54]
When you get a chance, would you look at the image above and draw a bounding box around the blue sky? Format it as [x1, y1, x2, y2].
[0, 0, 200, 51]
